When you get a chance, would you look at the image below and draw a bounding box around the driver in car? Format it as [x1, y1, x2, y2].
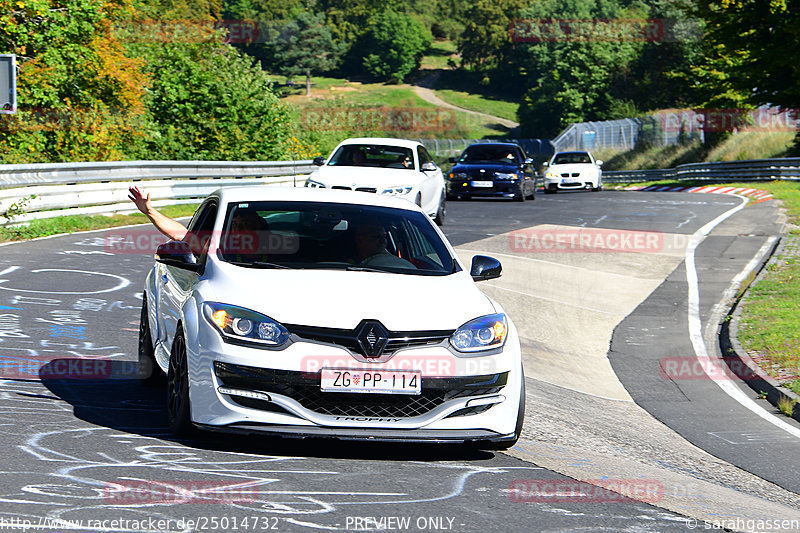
[354, 223, 415, 268]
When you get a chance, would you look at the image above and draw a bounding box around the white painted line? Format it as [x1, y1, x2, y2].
[0, 266, 20, 276]
[685, 196, 800, 439]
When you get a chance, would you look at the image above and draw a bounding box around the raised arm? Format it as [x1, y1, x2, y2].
[128, 186, 188, 241]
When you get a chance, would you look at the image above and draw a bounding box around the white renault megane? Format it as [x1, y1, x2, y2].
[138, 187, 524, 448]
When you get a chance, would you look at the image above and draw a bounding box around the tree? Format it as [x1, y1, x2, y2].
[457, 0, 525, 82]
[359, 9, 431, 83]
[269, 11, 343, 96]
[514, 0, 647, 137]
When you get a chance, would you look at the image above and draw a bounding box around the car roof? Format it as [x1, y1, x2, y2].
[336, 137, 422, 149]
[211, 186, 421, 211]
[465, 142, 521, 149]
[554, 151, 592, 156]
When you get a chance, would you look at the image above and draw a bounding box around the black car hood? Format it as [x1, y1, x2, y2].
[450, 162, 519, 174]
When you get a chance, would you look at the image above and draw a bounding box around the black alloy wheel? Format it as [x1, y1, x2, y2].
[167, 329, 194, 436]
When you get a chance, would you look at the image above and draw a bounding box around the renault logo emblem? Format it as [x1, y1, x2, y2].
[355, 320, 389, 358]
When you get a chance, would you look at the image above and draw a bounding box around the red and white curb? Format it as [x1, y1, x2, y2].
[616, 184, 774, 203]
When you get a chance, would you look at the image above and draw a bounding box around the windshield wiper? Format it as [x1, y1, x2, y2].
[345, 265, 388, 273]
[227, 260, 293, 269]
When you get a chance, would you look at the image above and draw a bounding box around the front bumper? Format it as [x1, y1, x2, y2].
[186, 319, 522, 441]
[447, 179, 523, 198]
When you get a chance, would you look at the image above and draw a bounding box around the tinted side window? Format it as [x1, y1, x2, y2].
[418, 147, 433, 166]
[185, 200, 218, 258]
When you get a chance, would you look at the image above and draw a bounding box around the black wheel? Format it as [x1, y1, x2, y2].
[138, 296, 163, 387]
[434, 193, 446, 226]
[478, 367, 526, 451]
[514, 184, 525, 202]
[167, 329, 194, 436]
[592, 180, 602, 192]
[544, 186, 556, 194]
[527, 182, 536, 200]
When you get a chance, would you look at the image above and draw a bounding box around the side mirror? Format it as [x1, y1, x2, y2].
[156, 241, 203, 273]
[541, 161, 549, 167]
[312, 156, 326, 166]
[595, 160, 603, 166]
[448, 157, 457, 163]
[470, 255, 502, 281]
[421, 161, 437, 172]
[524, 158, 534, 165]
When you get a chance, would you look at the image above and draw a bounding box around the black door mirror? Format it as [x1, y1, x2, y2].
[156, 241, 203, 273]
[470, 255, 502, 281]
[312, 156, 326, 166]
[448, 157, 457, 163]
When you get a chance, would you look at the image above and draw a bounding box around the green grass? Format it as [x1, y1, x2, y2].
[420, 40, 458, 70]
[603, 131, 795, 171]
[432, 89, 519, 122]
[280, 75, 511, 155]
[0, 204, 199, 243]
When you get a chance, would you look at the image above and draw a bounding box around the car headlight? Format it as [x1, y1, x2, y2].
[449, 172, 467, 179]
[203, 303, 290, 346]
[450, 314, 507, 353]
[381, 186, 413, 196]
[545, 171, 558, 178]
[495, 172, 519, 181]
[305, 179, 325, 188]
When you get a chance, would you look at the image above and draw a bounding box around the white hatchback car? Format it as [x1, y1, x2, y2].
[139, 187, 525, 448]
[306, 138, 447, 225]
[542, 151, 603, 193]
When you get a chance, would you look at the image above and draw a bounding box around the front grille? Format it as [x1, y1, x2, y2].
[355, 187, 377, 193]
[215, 362, 507, 419]
[285, 323, 452, 357]
[331, 186, 351, 190]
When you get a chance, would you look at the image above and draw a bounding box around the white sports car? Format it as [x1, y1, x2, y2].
[305, 138, 447, 225]
[139, 187, 525, 448]
[542, 151, 603, 193]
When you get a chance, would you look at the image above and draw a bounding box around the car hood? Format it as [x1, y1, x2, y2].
[451, 162, 519, 174]
[203, 263, 496, 331]
[547, 163, 597, 174]
[310, 165, 424, 188]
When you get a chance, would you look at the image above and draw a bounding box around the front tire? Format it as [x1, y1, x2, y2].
[434, 193, 446, 226]
[514, 184, 525, 202]
[138, 296, 163, 387]
[167, 329, 194, 436]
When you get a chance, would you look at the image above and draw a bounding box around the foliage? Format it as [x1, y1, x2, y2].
[359, 9, 432, 83]
[126, 36, 292, 160]
[457, 0, 524, 81]
[515, 0, 648, 137]
[267, 11, 344, 94]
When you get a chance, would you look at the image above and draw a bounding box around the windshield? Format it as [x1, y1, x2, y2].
[327, 144, 415, 169]
[553, 152, 592, 165]
[458, 146, 519, 164]
[217, 201, 457, 276]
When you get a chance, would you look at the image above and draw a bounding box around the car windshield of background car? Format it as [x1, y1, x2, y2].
[553, 153, 591, 165]
[218, 201, 456, 275]
[328, 145, 415, 169]
[460, 147, 519, 163]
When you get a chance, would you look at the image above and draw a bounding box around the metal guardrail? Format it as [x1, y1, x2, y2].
[602, 158, 800, 183]
[0, 160, 314, 225]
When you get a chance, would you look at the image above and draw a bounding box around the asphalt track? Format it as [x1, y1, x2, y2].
[0, 190, 798, 532]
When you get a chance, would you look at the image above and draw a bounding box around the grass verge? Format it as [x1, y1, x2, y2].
[622, 178, 800, 395]
[0, 204, 200, 244]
